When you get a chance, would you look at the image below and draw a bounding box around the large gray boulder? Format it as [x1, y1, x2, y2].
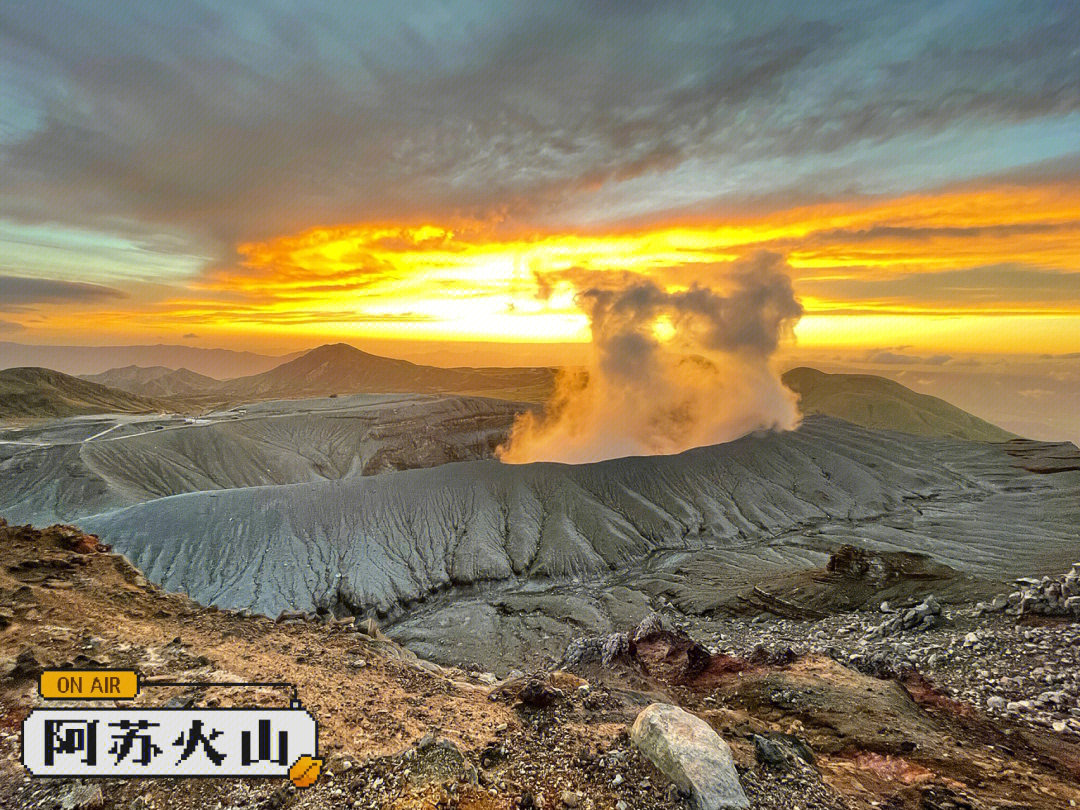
[630, 703, 749, 810]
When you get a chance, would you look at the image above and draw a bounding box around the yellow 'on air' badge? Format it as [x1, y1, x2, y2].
[39, 670, 140, 700]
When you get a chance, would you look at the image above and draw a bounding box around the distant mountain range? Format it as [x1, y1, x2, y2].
[782, 367, 1017, 443]
[0, 342, 1022, 443]
[0, 367, 169, 418]
[83, 365, 222, 398]
[0, 341, 299, 378]
[71, 342, 554, 404]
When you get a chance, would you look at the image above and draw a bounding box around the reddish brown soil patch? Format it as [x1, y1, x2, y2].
[901, 671, 977, 720]
[848, 752, 934, 784]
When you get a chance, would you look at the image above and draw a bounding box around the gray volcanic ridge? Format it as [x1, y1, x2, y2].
[0, 393, 526, 524]
[3, 375, 1077, 671]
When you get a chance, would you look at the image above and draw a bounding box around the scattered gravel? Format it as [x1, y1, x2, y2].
[690, 595, 1080, 736]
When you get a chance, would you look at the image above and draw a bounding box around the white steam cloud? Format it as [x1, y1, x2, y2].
[498, 251, 803, 464]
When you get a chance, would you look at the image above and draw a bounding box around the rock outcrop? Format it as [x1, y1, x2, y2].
[986, 565, 1080, 618]
[868, 593, 943, 637]
[630, 703, 749, 809]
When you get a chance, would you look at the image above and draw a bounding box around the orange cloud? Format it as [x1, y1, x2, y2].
[20, 176, 1080, 356]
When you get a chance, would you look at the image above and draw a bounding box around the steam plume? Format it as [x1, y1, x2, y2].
[498, 251, 803, 464]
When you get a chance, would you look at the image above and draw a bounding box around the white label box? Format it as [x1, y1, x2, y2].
[23, 708, 317, 777]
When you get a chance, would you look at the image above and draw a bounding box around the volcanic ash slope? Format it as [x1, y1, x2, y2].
[80, 416, 1080, 631]
[0, 393, 525, 524]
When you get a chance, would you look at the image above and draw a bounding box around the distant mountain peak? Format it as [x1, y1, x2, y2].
[309, 341, 369, 355]
[220, 342, 553, 401]
[782, 366, 1016, 442]
[0, 366, 168, 418]
[292, 342, 396, 365]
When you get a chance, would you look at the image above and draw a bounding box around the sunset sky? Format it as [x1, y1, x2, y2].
[2, 2, 1080, 360]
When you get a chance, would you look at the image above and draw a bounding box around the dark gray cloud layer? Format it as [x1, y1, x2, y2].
[1, 1, 1078, 256]
[0, 274, 126, 309]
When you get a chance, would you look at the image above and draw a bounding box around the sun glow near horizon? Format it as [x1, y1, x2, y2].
[111, 175, 1080, 354]
[5, 175, 1080, 356]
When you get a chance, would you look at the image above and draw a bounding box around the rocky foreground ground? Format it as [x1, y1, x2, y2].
[2, 520, 1080, 809]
